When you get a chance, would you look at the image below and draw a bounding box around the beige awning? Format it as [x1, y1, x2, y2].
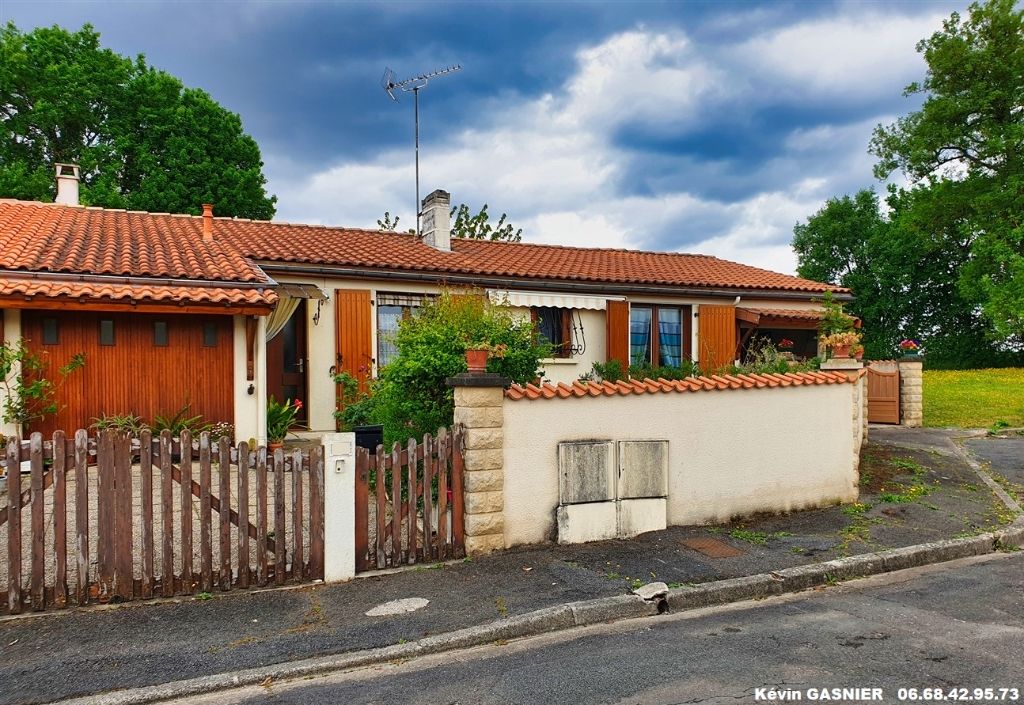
[488, 290, 622, 310]
[276, 282, 328, 300]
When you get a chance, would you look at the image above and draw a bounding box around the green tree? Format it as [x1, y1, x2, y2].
[0, 22, 276, 219]
[793, 187, 1018, 367]
[450, 203, 523, 242]
[793, 190, 904, 359]
[351, 291, 549, 444]
[870, 0, 1024, 341]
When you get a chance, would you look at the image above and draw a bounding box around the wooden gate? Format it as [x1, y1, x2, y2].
[867, 366, 901, 424]
[0, 430, 324, 614]
[355, 426, 465, 572]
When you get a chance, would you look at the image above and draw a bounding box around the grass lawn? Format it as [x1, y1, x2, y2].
[924, 368, 1024, 429]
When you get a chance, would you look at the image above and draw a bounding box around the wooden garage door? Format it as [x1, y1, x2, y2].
[21, 311, 234, 436]
[697, 305, 737, 373]
[867, 367, 900, 424]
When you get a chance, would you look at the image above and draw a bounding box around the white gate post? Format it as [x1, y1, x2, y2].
[321, 432, 356, 582]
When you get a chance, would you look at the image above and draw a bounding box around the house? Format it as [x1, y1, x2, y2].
[0, 168, 848, 442]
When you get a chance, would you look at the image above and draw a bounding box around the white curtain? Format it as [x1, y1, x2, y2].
[265, 294, 300, 341]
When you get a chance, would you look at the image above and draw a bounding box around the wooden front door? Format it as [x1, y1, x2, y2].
[867, 366, 900, 424]
[267, 301, 308, 423]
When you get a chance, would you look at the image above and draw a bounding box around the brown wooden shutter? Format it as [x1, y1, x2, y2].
[335, 289, 373, 393]
[605, 300, 630, 369]
[697, 304, 737, 373]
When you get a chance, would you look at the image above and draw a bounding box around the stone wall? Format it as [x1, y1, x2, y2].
[449, 374, 506, 555]
[897, 358, 924, 427]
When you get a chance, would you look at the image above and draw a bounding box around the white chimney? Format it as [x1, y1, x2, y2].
[420, 189, 451, 252]
[54, 163, 81, 206]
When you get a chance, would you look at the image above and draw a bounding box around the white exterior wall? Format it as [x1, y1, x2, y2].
[501, 383, 858, 547]
[232, 315, 268, 444]
[269, 273, 830, 432]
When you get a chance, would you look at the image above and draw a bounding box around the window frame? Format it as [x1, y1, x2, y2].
[375, 292, 429, 369]
[153, 321, 169, 347]
[531, 306, 573, 359]
[99, 319, 116, 347]
[202, 321, 218, 348]
[42, 317, 59, 346]
[629, 304, 693, 368]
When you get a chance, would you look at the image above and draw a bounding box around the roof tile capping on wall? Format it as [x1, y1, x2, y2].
[506, 370, 864, 401]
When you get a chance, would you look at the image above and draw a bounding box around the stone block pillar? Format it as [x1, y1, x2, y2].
[821, 358, 867, 475]
[897, 357, 924, 427]
[447, 372, 507, 556]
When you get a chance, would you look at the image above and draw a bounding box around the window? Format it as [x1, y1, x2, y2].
[376, 293, 426, 368]
[202, 321, 218, 347]
[99, 319, 115, 346]
[153, 321, 169, 347]
[42, 318, 59, 345]
[629, 305, 692, 368]
[533, 307, 573, 358]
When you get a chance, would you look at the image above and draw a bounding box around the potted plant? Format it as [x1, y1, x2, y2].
[821, 331, 861, 359]
[899, 339, 922, 358]
[463, 341, 508, 373]
[267, 397, 302, 451]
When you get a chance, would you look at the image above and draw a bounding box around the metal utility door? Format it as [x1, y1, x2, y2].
[867, 367, 900, 424]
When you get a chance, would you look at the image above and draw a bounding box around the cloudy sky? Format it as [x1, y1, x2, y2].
[2, 0, 962, 274]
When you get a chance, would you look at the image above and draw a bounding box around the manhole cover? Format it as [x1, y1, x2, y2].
[680, 537, 745, 558]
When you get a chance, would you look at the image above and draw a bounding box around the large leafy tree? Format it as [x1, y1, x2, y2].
[794, 0, 1024, 367]
[870, 0, 1024, 341]
[0, 23, 276, 219]
[794, 188, 1014, 366]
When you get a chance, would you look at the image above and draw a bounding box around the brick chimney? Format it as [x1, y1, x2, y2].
[420, 189, 451, 252]
[54, 164, 80, 206]
[202, 203, 214, 241]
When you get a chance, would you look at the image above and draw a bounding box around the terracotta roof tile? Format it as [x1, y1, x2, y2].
[507, 371, 859, 401]
[0, 199, 844, 298]
[0, 279, 277, 307]
[0, 201, 268, 284]
[223, 225, 843, 293]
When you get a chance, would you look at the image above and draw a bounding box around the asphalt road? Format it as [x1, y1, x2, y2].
[174, 552, 1023, 705]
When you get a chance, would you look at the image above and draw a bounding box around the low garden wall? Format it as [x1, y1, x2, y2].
[451, 365, 867, 553]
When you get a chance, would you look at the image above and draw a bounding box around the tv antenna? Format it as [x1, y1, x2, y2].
[381, 64, 462, 236]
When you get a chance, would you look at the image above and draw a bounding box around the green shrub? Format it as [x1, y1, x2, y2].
[358, 291, 550, 444]
[583, 359, 699, 383]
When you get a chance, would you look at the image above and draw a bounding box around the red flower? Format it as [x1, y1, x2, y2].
[294, 399, 303, 410]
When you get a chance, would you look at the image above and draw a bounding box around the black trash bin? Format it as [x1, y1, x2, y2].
[354, 424, 384, 453]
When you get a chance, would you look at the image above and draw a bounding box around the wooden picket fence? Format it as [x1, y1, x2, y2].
[0, 430, 324, 614]
[355, 425, 465, 571]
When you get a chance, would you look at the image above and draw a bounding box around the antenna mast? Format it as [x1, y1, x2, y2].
[381, 64, 462, 236]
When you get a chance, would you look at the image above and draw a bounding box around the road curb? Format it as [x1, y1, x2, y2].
[52, 532, 1021, 705]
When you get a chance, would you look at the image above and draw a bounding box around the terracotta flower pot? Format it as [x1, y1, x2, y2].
[832, 344, 851, 359]
[465, 348, 489, 373]
[268, 441, 284, 453]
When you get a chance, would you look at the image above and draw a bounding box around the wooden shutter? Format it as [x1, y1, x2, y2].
[335, 289, 373, 393]
[605, 300, 630, 368]
[697, 304, 737, 373]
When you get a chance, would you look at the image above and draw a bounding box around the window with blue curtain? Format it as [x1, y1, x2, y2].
[376, 305, 403, 367]
[630, 307, 653, 365]
[658, 308, 682, 367]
